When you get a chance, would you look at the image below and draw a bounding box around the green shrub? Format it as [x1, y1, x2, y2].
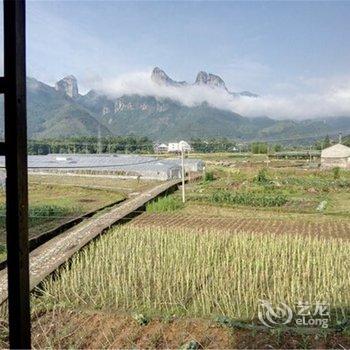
[146, 196, 184, 213]
[251, 142, 268, 154]
[254, 168, 270, 185]
[202, 171, 214, 182]
[332, 167, 341, 180]
[211, 190, 287, 207]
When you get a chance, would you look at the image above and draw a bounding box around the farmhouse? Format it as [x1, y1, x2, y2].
[321, 143, 350, 169]
[154, 143, 168, 153]
[154, 141, 192, 154]
[168, 141, 192, 153]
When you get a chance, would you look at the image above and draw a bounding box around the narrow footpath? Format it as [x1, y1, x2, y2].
[0, 179, 181, 304]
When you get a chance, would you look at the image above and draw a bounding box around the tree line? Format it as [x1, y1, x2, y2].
[27, 136, 154, 155]
[27, 134, 349, 155]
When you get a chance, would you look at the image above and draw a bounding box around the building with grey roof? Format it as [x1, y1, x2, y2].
[0, 154, 186, 181]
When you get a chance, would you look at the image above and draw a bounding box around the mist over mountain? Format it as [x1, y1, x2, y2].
[0, 67, 349, 142]
[151, 67, 259, 99]
[94, 68, 350, 120]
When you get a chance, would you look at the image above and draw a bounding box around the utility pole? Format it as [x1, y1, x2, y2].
[309, 145, 312, 163]
[97, 124, 102, 154]
[339, 132, 342, 144]
[181, 147, 185, 203]
[266, 144, 270, 168]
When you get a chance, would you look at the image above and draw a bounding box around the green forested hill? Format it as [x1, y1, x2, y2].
[0, 77, 349, 143]
[80, 93, 350, 142]
[0, 78, 110, 139]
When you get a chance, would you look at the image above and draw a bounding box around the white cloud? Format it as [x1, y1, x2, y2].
[97, 70, 350, 119]
[235, 90, 350, 119]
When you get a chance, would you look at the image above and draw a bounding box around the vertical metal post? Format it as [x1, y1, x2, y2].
[3, 0, 31, 348]
[181, 149, 185, 203]
[309, 145, 312, 163]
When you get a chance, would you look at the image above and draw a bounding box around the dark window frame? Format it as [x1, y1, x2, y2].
[2, 0, 31, 348]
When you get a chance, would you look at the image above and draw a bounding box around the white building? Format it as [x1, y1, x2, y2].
[179, 140, 191, 152]
[321, 143, 350, 169]
[168, 141, 192, 153]
[154, 143, 168, 153]
[167, 143, 179, 153]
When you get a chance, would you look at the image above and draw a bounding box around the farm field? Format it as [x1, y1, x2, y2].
[189, 164, 350, 216]
[0, 174, 157, 262]
[1, 155, 350, 348]
[140, 157, 350, 239]
[35, 226, 350, 318]
[25, 225, 350, 348]
[131, 212, 350, 239]
[29, 173, 159, 195]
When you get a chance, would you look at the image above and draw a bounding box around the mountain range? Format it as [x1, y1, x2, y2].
[0, 67, 349, 143]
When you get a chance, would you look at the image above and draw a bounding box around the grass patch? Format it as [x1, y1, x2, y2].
[281, 177, 350, 191]
[0, 204, 76, 226]
[0, 182, 126, 243]
[211, 190, 288, 207]
[146, 196, 184, 213]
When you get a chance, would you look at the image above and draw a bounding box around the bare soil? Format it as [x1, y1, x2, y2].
[15, 309, 349, 349]
[130, 213, 350, 240]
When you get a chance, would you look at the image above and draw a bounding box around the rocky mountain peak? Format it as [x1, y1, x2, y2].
[195, 71, 209, 85]
[55, 75, 79, 99]
[151, 67, 170, 85]
[195, 71, 227, 90]
[150, 67, 256, 96]
[151, 67, 187, 87]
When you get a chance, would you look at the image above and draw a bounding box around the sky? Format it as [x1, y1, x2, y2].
[2, 0, 350, 119]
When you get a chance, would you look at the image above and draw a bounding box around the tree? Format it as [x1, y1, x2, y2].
[273, 144, 282, 152]
[323, 135, 331, 149]
[251, 142, 268, 154]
